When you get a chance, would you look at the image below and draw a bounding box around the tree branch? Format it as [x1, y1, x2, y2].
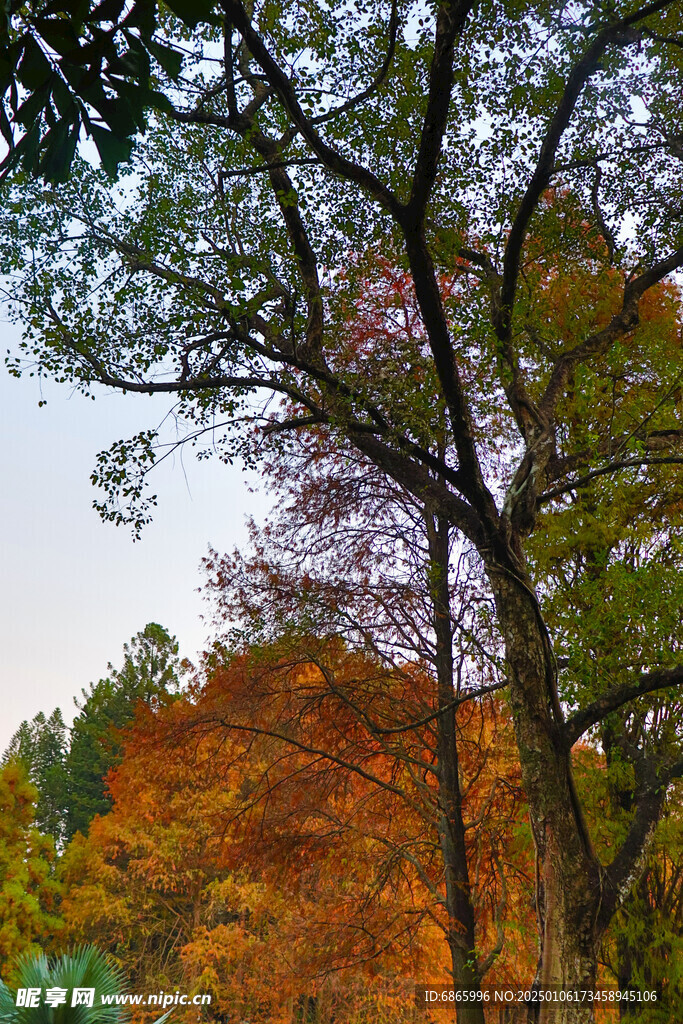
[406, 0, 475, 219]
[565, 665, 683, 746]
[219, 157, 322, 178]
[544, 427, 683, 485]
[591, 163, 616, 263]
[369, 680, 508, 736]
[501, 0, 678, 339]
[224, 0, 402, 217]
[539, 242, 683, 419]
[598, 745, 683, 931]
[309, 0, 399, 127]
[191, 713, 432, 822]
[539, 456, 683, 504]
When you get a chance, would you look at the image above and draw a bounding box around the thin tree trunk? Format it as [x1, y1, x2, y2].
[427, 513, 486, 1024]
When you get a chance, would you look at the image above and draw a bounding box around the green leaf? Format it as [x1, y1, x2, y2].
[42, 0, 90, 20]
[79, 82, 139, 136]
[0, 103, 13, 147]
[15, 83, 49, 128]
[124, 0, 157, 38]
[17, 121, 42, 174]
[90, 0, 127, 23]
[116, 32, 151, 78]
[89, 122, 133, 175]
[17, 35, 53, 91]
[33, 16, 81, 58]
[110, 77, 171, 120]
[163, 0, 216, 29]
[51, 75, 77, 117]
[39, 118, 79, 182]
[147, 37, 183, 79]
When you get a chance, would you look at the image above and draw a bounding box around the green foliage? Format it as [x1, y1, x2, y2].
[1, 626, 183, 847]
[65, 624, 183, 840]
[3, 711, 69, 848]
[0, 0, 217, 181]
[531, 345, 683, 1005]
[3, 4, 683, 530]
[575, 760, 683, 1022]
[0, 946, 127, 1024]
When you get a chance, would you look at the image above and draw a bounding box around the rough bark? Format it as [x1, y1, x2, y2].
[489, 565, 603, 1024]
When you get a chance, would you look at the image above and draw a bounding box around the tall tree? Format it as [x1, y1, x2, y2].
[0, 762, 62, 974]
[526, 282, 683, 1017]
[65, 623, 182, 838]
[3, 709, 69, 847]
[202, 382, 527, 1017]
[4, 3, 683, 1017]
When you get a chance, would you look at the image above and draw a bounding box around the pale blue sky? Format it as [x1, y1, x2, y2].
[1, 321, 271, 749]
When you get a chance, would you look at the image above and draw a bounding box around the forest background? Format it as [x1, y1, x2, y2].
[0, 1, 683, 1023]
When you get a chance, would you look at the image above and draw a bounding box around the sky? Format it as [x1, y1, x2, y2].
[0, 321, 272, 750]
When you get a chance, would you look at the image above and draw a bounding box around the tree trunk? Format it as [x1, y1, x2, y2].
[428, 514, 486, 1024]
[436, 704, 485, 1024]
[490, 567, 603, 1024]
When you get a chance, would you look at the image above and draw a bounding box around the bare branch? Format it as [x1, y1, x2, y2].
[371, 680, 508, 736]
[191, 712, 433, 822]
[591, 164, 616, 263]
[545, 426, 683, 484]
[552, 141, 666, 174]
[219, 157, 322, 178]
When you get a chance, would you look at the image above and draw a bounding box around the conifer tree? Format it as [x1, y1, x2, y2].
[3, 710, 68, 847]
[65, 623, 182, 839]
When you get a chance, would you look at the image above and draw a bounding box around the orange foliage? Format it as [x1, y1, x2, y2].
[60, 643, 536, 1022]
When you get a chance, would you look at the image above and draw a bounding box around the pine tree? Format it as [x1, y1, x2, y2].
[65, 623, 182, 839]
[3, 710, 68, 847]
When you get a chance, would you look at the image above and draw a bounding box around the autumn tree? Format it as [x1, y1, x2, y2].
[202, 639, 532, 997]
[60, 710, 276, 1023]
[0, 762, 62, 975]
[204, 248, 683, 1012]
[59, 638, 534, 1024]
[201, 365, 533, 1016]
[4, 3, 683, 1019]
[524, 260, 683, 1018]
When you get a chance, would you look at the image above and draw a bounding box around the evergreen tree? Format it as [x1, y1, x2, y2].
[3, 710, 68, 847]
[65, 623, 182, 839]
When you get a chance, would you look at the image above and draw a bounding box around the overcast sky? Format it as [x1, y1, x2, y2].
[1, 321, 272, 750]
